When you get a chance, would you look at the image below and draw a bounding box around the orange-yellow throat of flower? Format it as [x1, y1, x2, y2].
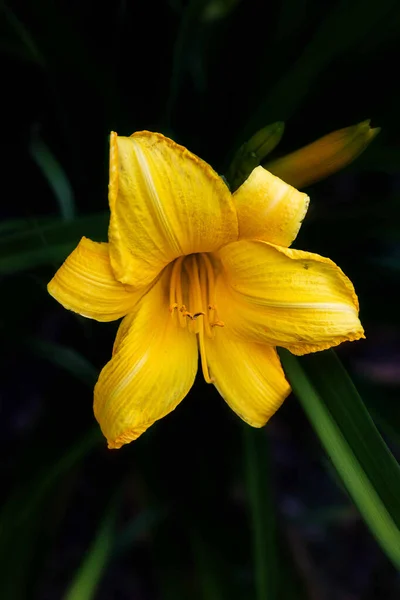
[169, 253, 223, 383]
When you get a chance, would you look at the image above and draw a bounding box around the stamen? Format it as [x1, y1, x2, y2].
[201, 253, 215, 297]
[170, 258, 183, 324]
[184, 256, 203, 334]
[211, 320, 224, 328]
[180, 309, 205, 320]
[169, 257, 187, 328]
[169, 256, 184, 308]
[202, 253, 216, 326]
[198, 254, 213, 338]
[167, 252, 220, 384]
[198, 319, 213, 383]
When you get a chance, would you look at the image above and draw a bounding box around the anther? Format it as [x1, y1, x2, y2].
[211, 320, 224, 328]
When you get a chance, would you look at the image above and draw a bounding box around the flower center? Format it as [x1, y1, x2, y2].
[169, 253, 224, 383]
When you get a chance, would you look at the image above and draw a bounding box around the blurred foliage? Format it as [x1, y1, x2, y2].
[1, 0, 400, 598]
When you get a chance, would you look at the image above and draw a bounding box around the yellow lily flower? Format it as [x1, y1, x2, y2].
[48, 131, 364, 449]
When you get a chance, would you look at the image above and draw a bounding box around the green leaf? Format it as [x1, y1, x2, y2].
[202, 0, 242, 21]
[0, 428, 101, 533]
[191, 532, 226, 600]
[29, 130, 76, 221]
[0, 216, 57, 235]
[279, 348, 400, 568]
[240, 0, 398, 137]
[225, 122, 285, 192]
[114, 508, 165, 558]
[0, 212, 108, 274]
[27, 338, 98, 387]
[166, 0, 210, 125]
[63, 493, 120, 600]
[0, 427, 101, 599]
[243, 426, 278, 600]
[2, 3, 45, 67]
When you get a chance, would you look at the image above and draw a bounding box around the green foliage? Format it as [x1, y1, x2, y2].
[279, 349, 400, 568]
[0, 213, 108, 273]
[225, 122, 285, 192]
[63, 494, 120, 600]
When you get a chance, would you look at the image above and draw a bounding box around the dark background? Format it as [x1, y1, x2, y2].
[1, 1, 400, 598]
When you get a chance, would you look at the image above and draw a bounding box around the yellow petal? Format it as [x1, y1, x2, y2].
[216, 240, 364, 354]
[47, 237, 141, 321]
[94, 265, 198, 448]
[232, 166, 309, 247]
[108, 131, 238, 289]
[265, 120, 380, 189]
[205, 329, 290, 427]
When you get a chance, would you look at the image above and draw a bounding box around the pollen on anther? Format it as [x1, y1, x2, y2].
[211, 320, 224, 328]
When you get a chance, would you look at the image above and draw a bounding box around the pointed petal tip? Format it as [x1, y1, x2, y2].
[106, 426, 147, 449]
[93, 267, 198, 449]
[357, 119, 381, 138]
[217, 240, 364, 355]
[287, 327, 365, 356]
[47, 236, 140, 321]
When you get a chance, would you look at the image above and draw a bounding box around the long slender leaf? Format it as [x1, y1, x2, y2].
[0, 428, 101, 599]
[29, 131, 76, 221]
[27, 338, 98, 387]
[2, 3, 45, 66]
[243, 426, 278, 600]
[301, 350, 400, 525]
[279, 348, 400, 568]
[240, 0, 398, 138]
[225, 122, 285, 192]
[0, 427, 101, 534]
[0, 212, 108, 273]
[166, 0, 209, 126]
[191, 532, 226, 600]
[63, 493, 120, 600]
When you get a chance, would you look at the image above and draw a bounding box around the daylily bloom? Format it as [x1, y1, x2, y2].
[48, 131, 364, 449]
